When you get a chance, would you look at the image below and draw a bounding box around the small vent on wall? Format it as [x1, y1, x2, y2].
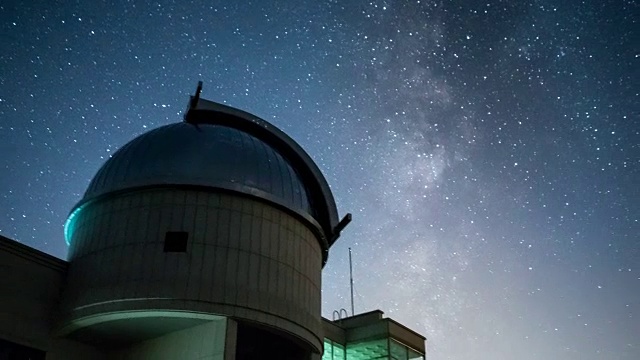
[164, 231, 188, 252]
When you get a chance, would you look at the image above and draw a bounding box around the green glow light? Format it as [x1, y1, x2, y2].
[323, 339, 345, 360]
[345, 339, 388, 360]
[64, 205, 85, 246]
[324, 337, 424, 360]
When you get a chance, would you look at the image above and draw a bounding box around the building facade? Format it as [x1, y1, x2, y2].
[0, 86, 425, 359]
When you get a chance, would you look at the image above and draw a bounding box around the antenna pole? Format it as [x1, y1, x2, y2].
[349, 247, 355, 316]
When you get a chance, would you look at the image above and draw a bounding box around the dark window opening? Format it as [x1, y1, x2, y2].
[164, 231, 188, 252]
[236, 322, 311, 360]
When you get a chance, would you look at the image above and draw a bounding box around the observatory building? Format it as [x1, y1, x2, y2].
[0, 85, 425, 359]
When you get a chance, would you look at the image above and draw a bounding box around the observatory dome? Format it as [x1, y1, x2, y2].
[84, 123, 311, 213]
[69, 99, 343, 249]
[59, 89, 351, 354]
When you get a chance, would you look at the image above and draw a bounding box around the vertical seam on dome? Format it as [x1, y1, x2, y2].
[267, 143, 286, 201]
[237, 129, 252, 187]
[228, 127, 241, 184]
[289, 164, 301, 211]
[255, 134, 273, 198]
[281, 157, 295, 209]
[249, 131, 262, 188]
[247, 134, 260, 187]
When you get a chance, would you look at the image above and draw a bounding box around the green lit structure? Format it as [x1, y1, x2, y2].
[322, 311, 425, 360]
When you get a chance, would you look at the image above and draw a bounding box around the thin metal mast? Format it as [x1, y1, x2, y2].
[349, 247, 355, 316]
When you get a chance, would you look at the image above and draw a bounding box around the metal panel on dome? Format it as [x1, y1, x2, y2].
[82, 123, 312, 214]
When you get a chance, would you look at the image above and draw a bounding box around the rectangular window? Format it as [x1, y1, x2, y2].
[164, 231, 188, 252]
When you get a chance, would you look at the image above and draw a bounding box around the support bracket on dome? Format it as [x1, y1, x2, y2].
[184, 80, 203, 123]
[330, 213, 352, 244]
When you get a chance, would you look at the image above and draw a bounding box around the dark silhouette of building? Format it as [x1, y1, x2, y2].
[0, 84, 425, 359]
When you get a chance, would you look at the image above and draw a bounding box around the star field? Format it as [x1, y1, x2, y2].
[1, 1, 637, 359]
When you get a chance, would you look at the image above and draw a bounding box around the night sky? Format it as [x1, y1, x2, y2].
[1, 1, 637, 359]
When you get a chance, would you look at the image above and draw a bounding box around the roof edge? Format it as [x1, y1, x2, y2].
[0, 234, 68, 270]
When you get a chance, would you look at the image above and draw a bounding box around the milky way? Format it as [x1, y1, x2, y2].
[1, 1, 637, 359]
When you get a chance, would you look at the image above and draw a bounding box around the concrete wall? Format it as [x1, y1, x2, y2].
[111, 319, 229, 360]
[46, 338, 106, 360]
[59, 189, 324, 352]
[47, 319, 232, 360]
[0, 236, 66, 352]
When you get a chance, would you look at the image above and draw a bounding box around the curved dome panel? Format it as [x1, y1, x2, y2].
[83, 123, 311, 213]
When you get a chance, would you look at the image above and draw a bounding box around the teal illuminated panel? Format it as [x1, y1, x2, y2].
[390, 339, 406, 360]
[64, 204, 86, 245]
[390, 339, 424, 360]
[323, 339, 346, 360]
[345, 338, 388, 360]
[408, 348, 424, 360]
[332, 338, 424, 360]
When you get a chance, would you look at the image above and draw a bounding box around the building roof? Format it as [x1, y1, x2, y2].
[0, 234, 67, 271]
